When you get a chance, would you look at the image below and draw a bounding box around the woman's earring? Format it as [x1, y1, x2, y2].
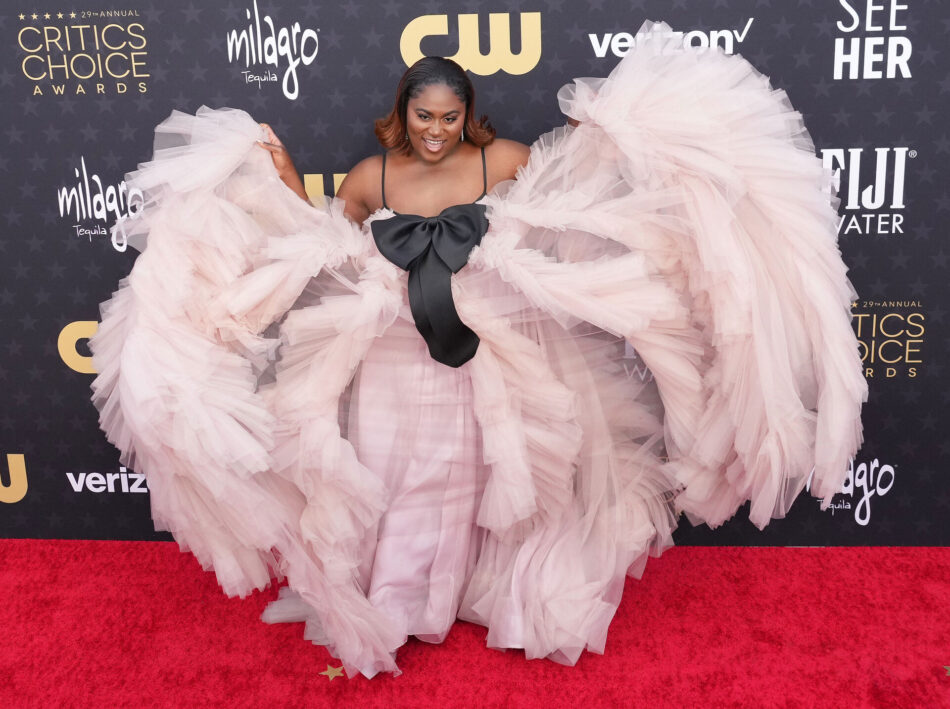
[461, 128, 465, 142]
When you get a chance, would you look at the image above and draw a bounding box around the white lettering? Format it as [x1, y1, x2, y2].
[66, 471, 86, 492]
[226, 0, 319, 100]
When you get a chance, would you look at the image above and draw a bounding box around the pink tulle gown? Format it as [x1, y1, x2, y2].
[90, 21, 866, 677]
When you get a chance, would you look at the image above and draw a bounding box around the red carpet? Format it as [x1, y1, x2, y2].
[1, 541, 947, 707]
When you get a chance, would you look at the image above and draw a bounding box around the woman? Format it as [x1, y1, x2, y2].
[90, 22, 866, 678]
[259, 57, 541, 651]
[261, 57, 530, 226]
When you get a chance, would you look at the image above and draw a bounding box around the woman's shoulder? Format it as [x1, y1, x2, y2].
[485, 138, 530, 183]
[486, 138, 530, 163]
[336, 154, 386, 223]
[346, 154, 384, 182]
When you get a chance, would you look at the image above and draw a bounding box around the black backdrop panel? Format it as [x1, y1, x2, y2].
[1, 1, 947, 545]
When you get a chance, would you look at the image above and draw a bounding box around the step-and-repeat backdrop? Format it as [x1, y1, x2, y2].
[1, 1, 946, 545]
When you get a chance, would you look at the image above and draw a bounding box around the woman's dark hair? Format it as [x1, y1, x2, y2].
[375, 57, 496, 155]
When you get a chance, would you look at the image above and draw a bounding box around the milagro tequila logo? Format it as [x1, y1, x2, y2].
[226, 0, 319, 100]
[56, 156, 144, 252]
[806, 457, 896, 526]
[821, 146, 912, 236]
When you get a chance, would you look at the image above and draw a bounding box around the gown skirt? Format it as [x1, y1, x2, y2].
[89, 21, 867, 677]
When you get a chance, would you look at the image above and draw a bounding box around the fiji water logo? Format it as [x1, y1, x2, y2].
[820, 146, 912, 237]
[56, 156, 144, 252]
[807, 457, 895, 526]
[225, 0, 319, 100]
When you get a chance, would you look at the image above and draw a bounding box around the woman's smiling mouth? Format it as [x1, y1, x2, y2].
[422, 137, 446, 151]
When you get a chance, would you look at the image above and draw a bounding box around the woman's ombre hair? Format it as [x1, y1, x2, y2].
[375, 57, 496, 155]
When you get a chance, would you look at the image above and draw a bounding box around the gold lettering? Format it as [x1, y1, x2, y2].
[1, 454, 28, 504]
[59, 320, 98, 374]
[878, 312, 904, 338]
[400, 15, 449, 68]
[401, 13, 542, 76]
[905, 312, 925, 338]
[22, 54, 46, 81]
[17, 26, 42, 53]
[454, 13, 541, 76]
[303, 173, 346, 206]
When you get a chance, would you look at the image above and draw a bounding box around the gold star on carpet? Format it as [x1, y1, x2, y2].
[319, 664, 345, 681]
[944, 666, 950, 676]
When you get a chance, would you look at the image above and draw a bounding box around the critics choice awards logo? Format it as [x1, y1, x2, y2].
[16, 9, 149, 95]
[225, 0, 320, 100]
[851, 300, 924, 379]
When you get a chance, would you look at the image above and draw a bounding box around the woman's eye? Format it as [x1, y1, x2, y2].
[416, 114, 429, 120]
[445, 117, 456, 123]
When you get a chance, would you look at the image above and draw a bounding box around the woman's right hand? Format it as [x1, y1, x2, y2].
[257, 122, 310, 203]
[257, 123, 296, 177]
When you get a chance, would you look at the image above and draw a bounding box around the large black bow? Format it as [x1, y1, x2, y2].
[371, 203, 488, 367]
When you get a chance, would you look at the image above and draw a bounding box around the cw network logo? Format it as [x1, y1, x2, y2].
[1, 454, 28, 504]
[59, 321, 97, 374]
[303, 173, 346, 204]
[401, 13, 541, 75]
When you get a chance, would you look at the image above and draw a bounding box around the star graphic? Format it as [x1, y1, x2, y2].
[319, 665, 344, 681]
[943, 666, 950, 676]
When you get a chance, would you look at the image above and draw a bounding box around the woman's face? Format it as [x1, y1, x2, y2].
[405, 82, 466, 163]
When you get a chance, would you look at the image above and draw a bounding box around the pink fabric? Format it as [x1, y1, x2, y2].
[89, 21, 866, 677]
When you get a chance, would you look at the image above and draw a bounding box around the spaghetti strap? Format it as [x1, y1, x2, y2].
[381, 153, 389, 209]
[480, 147, 487, 198]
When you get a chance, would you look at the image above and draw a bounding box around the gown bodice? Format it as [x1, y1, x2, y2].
[369, 148, 490, 367]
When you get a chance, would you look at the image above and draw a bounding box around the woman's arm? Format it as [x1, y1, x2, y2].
[335, 155, 383, 225]
[485, 138, 531, 188]
[257, 123, 310, 202]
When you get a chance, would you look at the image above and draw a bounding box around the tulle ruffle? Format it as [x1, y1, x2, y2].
[90, 20, 865, 678]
